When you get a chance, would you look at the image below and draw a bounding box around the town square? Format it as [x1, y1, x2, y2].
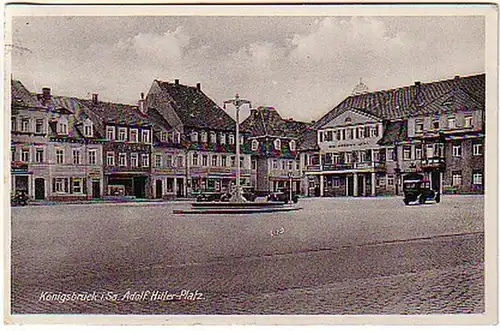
[6, 6, 495, 322]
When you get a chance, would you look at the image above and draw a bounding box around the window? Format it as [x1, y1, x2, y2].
[239, 135, 244, 145]
[377, 176, 386, 187]
[371, 126, 379, 137]
[200, 131, 207, 143]
[220, 133, 226, 145]
[325, 131, 333, 142]
[130, 153, 138, 167]
[117, 127, 127, 141]
[230, 156, 236, 167]
[332, 154, 341, 164]
[288, 160, 293, 170]
[319, 131, 324, 143]
[364, 127, 370, 138]
[333, 178, 340, 188]
[141, 154, 149, 167]
[345, 153, 352, 164]
[387, 176, 394, 186]
[452, 172, 462, 187]
[192, 153, 199, 166]
[373, 150, 380, 162]
[21, 118, 30, 132]
[84, 123, 93, 137]
[21, 149, 30, 162]
[228, 134, 235, 145]
[106, 152, 115, 166]
[415, 146, 422, 159]
[290, 140, 296, 151]
[160, 132, 168, 142]
[272, 159, 278, 169]
[452, 143, 462, 157]
[35, 149, 44, 163]
[56, 149, 64, 164]
[88, 150, 96, 165]
[129, 129, 138, 142]
[54, 178, 68, 193]
[281, 160, 286, 170]
[221, 155, 227, 167]
[274, 139, 281, 150]
[191, 131, 198, 142]
[252, 159, 257, 170]
[211, 155, 218, 167]
[336, 130, 342, 140]
[240, 156, 244, 168]
[72, 149, 81, 164]
[177, 155, 184, 167]
[251, 139, 259, 151]
[415, 119, 424, 133]
[341, 129, 346, 140]
[465, 116, 473, 128]
[59, 121, 68, 135]
[202, 154, 208, 167]
[210, 132, 217, 144]
[141, 129, 151, 143]
[448, 117, 456, 129]
[473, 171, 483, 185]
[35, 119, 44, 133]
[118, 153, 127, 167]
[403, 146, 412, 160]
[165, 155, 173, 167]
[11, 117, 17, 131]
[154, 154, 162, 168]
[426, 144, 434, 158]
[345, 129, 352, 140]
[433, 120, 440, 129]
[473, 143, 483, 156]
[174, 132, 181, 143]
[72, 178, 82, 194]
[296, 161, 300, 170]
[106, 126, 116, 140]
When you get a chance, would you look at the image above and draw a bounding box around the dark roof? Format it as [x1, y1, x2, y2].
[79, 99, 152, 127]
[147, 107, 173, 132]
[154, 80, 236, 131]
[313, 73, 485, 129]
[11, 80, 43, 108]
[297, 127, 319, 151]
[241, 106, 310, 138]
[377, 120, 408, 145]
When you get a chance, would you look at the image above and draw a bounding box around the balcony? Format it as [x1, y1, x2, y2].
[421, 157, 445, 170]
[305, 164, 321, 172]
[323, 163, 355, 171]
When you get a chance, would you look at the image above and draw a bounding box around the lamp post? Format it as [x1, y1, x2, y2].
[288, 171, 293, 203]
[224, 94, 251, 202]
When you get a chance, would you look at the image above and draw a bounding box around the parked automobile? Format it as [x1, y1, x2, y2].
[11, 190, 29, 206]
[267, 189, 299, 204]
[403, 175, 440, 205]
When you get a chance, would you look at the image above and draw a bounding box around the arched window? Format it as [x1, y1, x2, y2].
[210, 132, 217, 144]
[228, 134, 235, 145]
[220, 133, 226, 144]
[83, 118, 93, 137]
[274, 138, 281, 150]
[190, 131, 198, 142]
[345, 117, 352, 123]
[251, 139, 259, 151]
[58, 117, 68, 135]
[200, 131, 207, 143]
[289, 140, 296, 151]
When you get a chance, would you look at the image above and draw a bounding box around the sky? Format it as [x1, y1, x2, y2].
[10, 15, 485, 122]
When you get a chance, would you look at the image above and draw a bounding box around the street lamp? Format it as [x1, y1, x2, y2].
[224, 94, 251, 202]
[288, 171, 293, 203]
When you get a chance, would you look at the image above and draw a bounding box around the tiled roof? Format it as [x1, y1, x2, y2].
[147, 107, 173, 131]
[11, 80, 43, 108]
[377, 120, 408, 145]
[297, 127, 319, 151]
[154, 80, 236, 131]
[79, 99, 152, 128]
[241, 106, 310, 138]
[313, 73, 485, 129]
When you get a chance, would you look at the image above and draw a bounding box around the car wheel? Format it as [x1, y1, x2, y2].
[435, 194, 441, 203]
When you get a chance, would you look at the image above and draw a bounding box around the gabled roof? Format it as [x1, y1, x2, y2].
[297, 127, 319, 151]
[153, 80, 236, 131]
[79, 99, 152, 128]
[313, 73, 485, 129]
[240, 106, 310, 138]
[11, 80, 43, 108]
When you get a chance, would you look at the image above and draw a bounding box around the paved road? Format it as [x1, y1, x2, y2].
[10, 195, 484, 314]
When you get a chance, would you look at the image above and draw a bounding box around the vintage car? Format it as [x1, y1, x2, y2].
[267, 189, 299, 204]
[403, 175, 440, 205]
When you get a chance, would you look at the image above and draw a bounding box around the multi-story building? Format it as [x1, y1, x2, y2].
[305, 73, 485, 197]
[79, 95, 153, 198]
[144, 79, 253, 197]
[11, 81, 104, 201]
[240, 106, 308, 195]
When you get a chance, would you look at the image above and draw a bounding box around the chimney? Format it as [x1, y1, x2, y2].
[42, 87, 51, 100]
[196, 83, 201, 91]
[92, 93, 98, 104]
[138, 93, 146, 114]
[175, 79, 179, 85]
[454, 75, 460, 80]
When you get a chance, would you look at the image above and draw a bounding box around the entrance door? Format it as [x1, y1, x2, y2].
[357, 175, 364, 196]
[347, 175, 354, 196]
[92, 181, 101, 199]
[155, 179, 163, 198]
[177, 178, 184, 197]
[34, 178, 45, 200]
[133, 177, 146, 198]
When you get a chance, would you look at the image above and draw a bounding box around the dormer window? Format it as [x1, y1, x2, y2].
[228, 134, 235, 145]
[220, 133, 226, 144]
[274, 138, 281, 150]
[251, 139, 259, 151]
[141, 129, 151, 143]
[160, 132, 168, 142]
[200, 131, 208, 143]
[106, 126, 115, 140]
[289, 140, 296, 151]
[191, 131, 198, 142]
[174, 131, 181, 143]
[415, 119, 424, 133]
[345, 117, 352, 123]
[83, 119, 93, 137]
[239, 135, 244, 145]
[448, 117, 456, 129]
[210, 132, 217, 144]
[58, 117, 68, 135]
[118, 127, 127, 141]
[465, 116, 473, 128]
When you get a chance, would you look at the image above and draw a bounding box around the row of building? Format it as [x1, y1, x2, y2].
[10, 73, 485, 201]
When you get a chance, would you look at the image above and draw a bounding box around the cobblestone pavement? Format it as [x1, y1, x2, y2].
[10, 196, 484, 314]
